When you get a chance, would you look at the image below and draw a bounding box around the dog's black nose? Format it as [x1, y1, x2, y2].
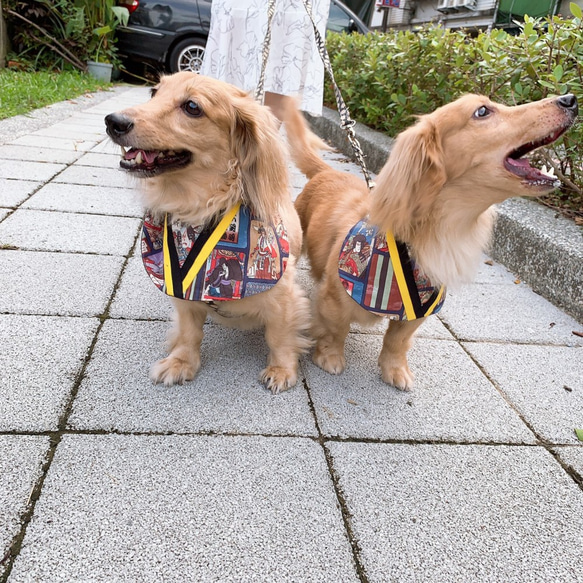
[556, 94, 578, 115]
[105, 112, 134, 137]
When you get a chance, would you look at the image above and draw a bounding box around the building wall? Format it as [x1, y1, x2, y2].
[372, 0, 582, 30]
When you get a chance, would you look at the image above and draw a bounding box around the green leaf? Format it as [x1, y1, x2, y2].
[570, 2, 582, 19]
[93, 25, 112, 37]
[112, 6, 130, 27]
[553, 64, 564, 81]
[575, 429, 583, 441]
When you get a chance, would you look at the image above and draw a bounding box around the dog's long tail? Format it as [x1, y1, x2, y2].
[283, 99, 332, 179]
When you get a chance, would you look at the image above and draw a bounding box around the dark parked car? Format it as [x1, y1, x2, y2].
[116, 0, 368, 75]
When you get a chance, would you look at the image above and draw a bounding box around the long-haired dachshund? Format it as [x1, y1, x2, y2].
[105, 72, 310, 393]
[285, 93, 577, 390]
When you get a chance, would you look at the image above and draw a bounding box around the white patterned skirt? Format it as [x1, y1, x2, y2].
[201, 0, 331, 115]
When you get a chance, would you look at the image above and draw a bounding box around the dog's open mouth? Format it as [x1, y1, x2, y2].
[504, 127, 568, 189]
[119, 146, 192, 176]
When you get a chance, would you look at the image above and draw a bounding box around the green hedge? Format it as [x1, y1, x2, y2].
[324, 9, 583, 216]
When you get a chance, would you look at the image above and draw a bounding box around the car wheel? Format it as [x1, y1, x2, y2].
[168, 38, 206, 73]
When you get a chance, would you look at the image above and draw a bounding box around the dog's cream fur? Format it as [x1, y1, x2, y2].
[285, 93, 577, 390]
[106, 72, 310, 393]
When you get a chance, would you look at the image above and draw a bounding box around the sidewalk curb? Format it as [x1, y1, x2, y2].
[306, 108, 583, 323]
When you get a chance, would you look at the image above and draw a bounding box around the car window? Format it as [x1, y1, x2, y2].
[327, 3, 357, 33]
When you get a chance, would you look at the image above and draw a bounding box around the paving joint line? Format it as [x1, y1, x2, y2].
[0, 428, 559, 447]
[6, 207, 141, 219]
[301, 371, 369, 583]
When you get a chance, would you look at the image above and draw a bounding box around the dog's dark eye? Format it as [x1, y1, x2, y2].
[150, 87, 158, 99]
[474, 106, 491, 119]
[182, 100, 203, 118]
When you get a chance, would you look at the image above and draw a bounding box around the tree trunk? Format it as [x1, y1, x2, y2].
[0, 0, 9, 68]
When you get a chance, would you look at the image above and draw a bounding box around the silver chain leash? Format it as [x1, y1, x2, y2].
[255, 0, 374, 190]
[300, 0, 374, 190]
[255, 0, 276, 103]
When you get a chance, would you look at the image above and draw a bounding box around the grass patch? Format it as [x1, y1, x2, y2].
[0, 69, 112, 120]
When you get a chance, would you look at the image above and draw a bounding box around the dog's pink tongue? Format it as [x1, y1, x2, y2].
[506, 157, 532, 176]
[507, 158, 531, 168]
[124, 148, 158, 164]
[142, 150, 158, 164]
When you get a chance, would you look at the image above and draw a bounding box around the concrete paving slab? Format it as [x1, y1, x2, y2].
[0, 159, 65, 182]
[52, 164, 132, 189]
[0, 208, 9, 221]
[0, 315, 99, 431]
[472, 255, 520, 284]
[9, 134, 100, 152]
[553, 447, 583, 481]
[328, 442, 583, 583]
[305, 336, 534, 443]
[10, 435, 358, 583]
[0, 435, 49, 580]
[31, 124, 104, 140]
[74, 151, 124, 169]
[91, 139, 121, 155]
[0, 144, 83, 164]
[0, 250, 124, 316]
[463, 342, 583, 445]
[441, 282, 583, 345]
[0, 179, 41, 207]
[86, 92, 149, 115]
[58, 113, 109, 128]
[0, 209, 140, 255]
[69, 320, 318, 436]
[21, 183, 142, 217]
[109, 252, 172, 321]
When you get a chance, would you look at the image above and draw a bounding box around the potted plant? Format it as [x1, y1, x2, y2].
[85, 0, 128, 81]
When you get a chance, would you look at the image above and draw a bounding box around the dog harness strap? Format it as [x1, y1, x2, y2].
[423, 287, 445, 317]
[163, 214, 183, 299]
[180, 203, 241, 294]
[338, 219, 446, 320]
[386, 233, 421, 321]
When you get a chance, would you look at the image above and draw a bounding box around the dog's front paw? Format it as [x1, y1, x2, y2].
[380, 363, 414, 391]
[312, 347, 346, 375]
[150, 355, 200, 386]
[260, 366, 297, 394]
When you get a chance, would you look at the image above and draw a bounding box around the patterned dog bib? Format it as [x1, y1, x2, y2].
[141, 203, 289, 301]
[338, 218, 445, 320]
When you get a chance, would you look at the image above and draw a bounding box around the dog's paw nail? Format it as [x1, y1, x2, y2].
[260, 367, 296, 394]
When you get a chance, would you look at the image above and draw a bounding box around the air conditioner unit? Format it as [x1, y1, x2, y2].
[436, 0, 457, 14]
[453, 0, 478, 10]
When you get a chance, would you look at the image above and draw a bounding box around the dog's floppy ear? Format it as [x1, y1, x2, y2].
[371, 116, 446, 240]
[230, 98, 287, 220]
